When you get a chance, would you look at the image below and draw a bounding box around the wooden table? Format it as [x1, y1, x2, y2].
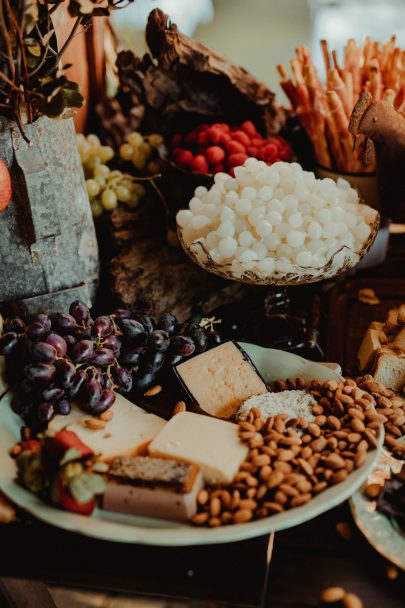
[1, 233, 405, 607]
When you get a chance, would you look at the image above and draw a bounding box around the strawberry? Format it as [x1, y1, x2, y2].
[0, 159, 11, 212]
[205, 145, 225, 164]
[45, 430, 94, 462]
[58, 481, 95, 515]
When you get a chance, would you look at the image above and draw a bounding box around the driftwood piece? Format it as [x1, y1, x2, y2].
[114, 8, 285, 139]
[109, 237, 249, 322]
[350, 98, 405, 221]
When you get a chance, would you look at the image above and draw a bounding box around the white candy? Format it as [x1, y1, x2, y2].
[218, 237, 238, 258]
[177, 157, 375, 278]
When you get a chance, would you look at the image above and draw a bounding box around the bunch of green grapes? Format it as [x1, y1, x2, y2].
[77, 134, 146, 217]
[119, 131, 163, 172]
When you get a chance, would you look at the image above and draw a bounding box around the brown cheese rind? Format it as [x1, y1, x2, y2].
[173, 341, 268, 418]
[108, 455, 200, 493]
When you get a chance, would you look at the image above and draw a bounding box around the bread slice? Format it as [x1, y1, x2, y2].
[385, 308, 399, 334]
[392, 326, 405, 351]
[357, 327, 381, 372]
[398, 304, 405, 325]
[373, 350, 405, 391]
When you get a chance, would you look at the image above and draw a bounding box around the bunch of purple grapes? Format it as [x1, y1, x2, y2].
[0, 301, 219, 428]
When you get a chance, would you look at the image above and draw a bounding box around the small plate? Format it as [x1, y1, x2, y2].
[0, 343, 383, 546]
[350, 446, 405, 570]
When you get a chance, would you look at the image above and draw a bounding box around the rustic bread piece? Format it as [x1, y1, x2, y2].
[373, 350, 405, 391]
[370, 321, 385, 330]
[398, 304, 405, 325]
[385, 308, 399, 333]
[392, 327, 405, 351]
[357, 327, 381, 372]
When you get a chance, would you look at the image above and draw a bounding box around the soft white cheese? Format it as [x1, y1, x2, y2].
[148, 411, 249, 484]
[48, 393, 166, 461]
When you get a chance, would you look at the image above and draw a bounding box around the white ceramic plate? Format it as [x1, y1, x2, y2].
[0, 343, 383, 546]
[350, 444, 405, 570]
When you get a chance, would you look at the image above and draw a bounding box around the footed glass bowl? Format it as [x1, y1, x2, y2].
[177, 212, 380, 286]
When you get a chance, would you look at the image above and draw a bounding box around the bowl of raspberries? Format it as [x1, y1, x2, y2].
[170, 120, 292, 176]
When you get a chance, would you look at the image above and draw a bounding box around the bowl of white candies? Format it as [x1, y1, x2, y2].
[176, 159, 379, 285]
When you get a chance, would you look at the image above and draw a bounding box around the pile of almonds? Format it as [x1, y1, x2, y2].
[192, 377, 382, 527]
[354, 375, 405, 457]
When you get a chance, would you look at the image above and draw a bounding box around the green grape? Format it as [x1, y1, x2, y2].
[131, 149, 147, 170]
[101, 189, 118, 211]
[107, 170, 122, 180]
[91, 198, 103, 218]
[99, 146, 114, 163]
[95, 176, 106, 187]
[126, 193, 140, 208]
[86, 179, 100, 197]
[116, 185, 131, 203]
[120, 143, 134, 161]
[132, 183, 146, 198]
[148, 134, 163, 148]
[94, 164, 110, 178]
[76, 133, 86, 145]
[84, 156, 101, 172]
[128, 132, 144, 147]
[87, 134, 101, 146]
[147, 160, 160, 174]
[139, 141, 151, 158]
[78, 141, 91, 161]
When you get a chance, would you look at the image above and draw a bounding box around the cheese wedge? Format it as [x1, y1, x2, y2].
[357, 327, 381, 372]
[148, 411, 249, 484]
[48, 393, 166, 462]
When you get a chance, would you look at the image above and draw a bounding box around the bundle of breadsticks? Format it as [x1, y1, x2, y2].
[278, 36, 405, 173]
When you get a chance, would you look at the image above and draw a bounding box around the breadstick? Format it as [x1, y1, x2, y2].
[321, 39, 331, 71]
[328, 68, 352, 117]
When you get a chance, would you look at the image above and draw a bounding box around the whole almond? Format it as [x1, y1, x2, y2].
[364, 483, 382, 499]
[351, 418, 365, 433]
[192, 512, 210, 525]
[364, 428, 378, 448]
[342, 592, 363, 608]
[313, 481, 328, 494]
[99, 410, 113, 422]
[239, 421, 256, 432]
[173, 401, 187, 415]
[252, 454, 270, 467]
[326, 380, 339, 392]
[274, 490, 288, 505]
[256, 484, 268, 500]
[300, 446, 312, 459]
[197, 489, 209, 506]
[311, 436, 327, 452]
[220, 490, 232, 509]
[210, 496, 221, 517]
[354, 451, 367, 468]
[332, 469, 348, 484]
[325, 453, 345, 469]
[267, 470, 284, 489]
[279, 483, 299, 497]
[144, 384, 162, 397]
[320, 586, 345, 603]
[221, 512, 233, 525]
[347, 432, 362, 443]
[290, 493, 311, 508]
[259, 465, 272, 481]
[298, 458, 313, 477]
[277, 449, 295, 462]
[328, 415, 341, 430]
[336, 522, 352, 541]
[348, 408, 365, 421]
[295, 479, 312, 493]
[263, 501, 284, 513]
[239, 499, 257, 510]
[208, 517, 221, 527]
[308, 423, 321, 438]
[83, 418, 105, 430]
[233, 508, 253, 524]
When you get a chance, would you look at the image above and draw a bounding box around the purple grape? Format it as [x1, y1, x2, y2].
[157, 313, 178, 336]
[133, 372, 156, 393]
[113, 367, 133, 392]
[20, 378, 35, 394]
[118, 319, 146, 342]
[64, 334, 77, 348]
[37, 402, 55, 423]
[40, 386, 65, 402]
[91, 347, 115, 367]
[26, 363, 57, 383]
[103, 334, 122, 354]
[52, 313, 76, 334]
[141, 350, 164, 373]
[147, 330, 170, 352]
[74, 320, 93, 339]
[81, 378, 102, 409]
[26, 322, 46, 341]
[31, 342, 56, 364]
[183, 324, 208, 353]
[66, 370, 86, 398]
[134, 314, 154, 335]
[170, 336, 195, 357]
[69, 300, 90, 323]
[94, 315, 113, 337]
[100, 374, 112, 389]
[4, 317, 25, 334]
[71, 339, 94, 363]
[56, 359, 76, 388]
[32, 314, 51, 332]
[119, 346, 143, 367]
[44, 332, 67, 357]
[0, 332, 19, 355]
[56, 399, 71, 416]
[208, 331, 221, 347]
[113, 308, 132, 320]
[164, 352, 182, 367]
[84, 387, 116, 415]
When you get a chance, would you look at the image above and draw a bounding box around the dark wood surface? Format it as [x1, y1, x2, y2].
[1, 233, 405, 607]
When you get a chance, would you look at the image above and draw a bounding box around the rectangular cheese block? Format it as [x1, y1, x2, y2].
[174, 341, 267, 419]
[357, 327, 381, 372]
[148, 411, 249, 484]
[48, 393, 166, 462]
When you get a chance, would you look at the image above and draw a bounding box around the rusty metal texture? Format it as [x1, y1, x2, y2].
[0, 116, 99, 316]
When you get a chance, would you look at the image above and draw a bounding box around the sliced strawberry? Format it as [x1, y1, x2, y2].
[45, 430, 94, 462]
[19, 439, 41, 453]
[58, 482, 95, 515]
[0, 160, 11, 212]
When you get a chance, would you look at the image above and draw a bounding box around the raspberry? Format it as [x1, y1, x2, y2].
[219, 132, 231, 145]
[247, 146, 259, 156]
[184, 131, 198, 145]
[226, 140, 246, 155]
[174, 149, 193, 167]
[212, 163, 225, 173]
[196, 123, 209, 132]
[252, 137, 265, 148]
[171, 134, 183, 147]
[207, 126, 222, 144]
[232, 130, 251, 147]
[241, 120, 258, 138]
[197, 132, 208, 146]
[263, 143, 278, 156]
[191, 155, 209, 173]
[206, 145, 225, 164]
[228, 153, 248, 167]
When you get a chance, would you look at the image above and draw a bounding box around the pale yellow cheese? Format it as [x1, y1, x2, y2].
[148, 411, 249, 484]
[48, 393, 166, 462]
[175, 341, 267, 419]
[357, 327, 381, 372]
